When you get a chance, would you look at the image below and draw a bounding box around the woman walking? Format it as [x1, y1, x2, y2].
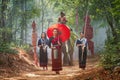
[38, 32, 48, 70]
[76, 32, 87, 70]
[48, 28, 62, 74]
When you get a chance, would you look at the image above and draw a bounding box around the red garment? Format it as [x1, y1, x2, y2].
[50, 36, 62, 71]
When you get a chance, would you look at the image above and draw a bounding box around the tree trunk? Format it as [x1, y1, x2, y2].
[41, 0, 44, 32]
[106, 16, 118, 43]
[20, 0, 26, 45]
[24, 0, 27, 44]
[1, 0, 8, 42]
[8, 8, 13, 43]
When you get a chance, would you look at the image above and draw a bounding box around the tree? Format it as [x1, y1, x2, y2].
[0, 0, 10, 42]
[90, 0, 120, 41]
[0, 0, 40, 45]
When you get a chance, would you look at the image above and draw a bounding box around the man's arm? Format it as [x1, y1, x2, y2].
[58, 17, 60, 22]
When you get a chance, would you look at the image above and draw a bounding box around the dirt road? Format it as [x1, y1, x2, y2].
[2, 56, 100, 80]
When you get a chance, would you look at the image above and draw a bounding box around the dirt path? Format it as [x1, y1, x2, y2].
[2, 56, 100, 80]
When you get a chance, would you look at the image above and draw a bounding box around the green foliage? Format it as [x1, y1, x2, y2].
[87, 0, 120, 69]
[19, 44, 32, 53]
[0, 42, 18, 54]
[51, 0, 86, 31]
[70, 31, 78, 47]
[100, 53, 120, 69]
[0, 0, 41, 45]
[100, 36, 120, 69]
[105, 37, 120, 52]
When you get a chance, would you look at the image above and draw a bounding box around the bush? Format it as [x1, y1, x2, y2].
[19, 44, 32, 53]
[0, 42, 18, 54]
[100, 37, 120, 69]
[100, 53, 120, 69]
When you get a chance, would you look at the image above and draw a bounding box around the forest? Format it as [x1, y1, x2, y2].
[0, 0, 120, 80]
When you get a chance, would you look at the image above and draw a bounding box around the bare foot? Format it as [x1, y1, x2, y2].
[46, 67, 48, 70]
[56, 71, 60, 74]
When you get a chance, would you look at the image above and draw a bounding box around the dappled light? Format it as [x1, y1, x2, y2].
[0, 0, 120, 80]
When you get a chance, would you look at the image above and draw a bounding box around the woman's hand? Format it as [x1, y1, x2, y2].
[81, 44, 85, 47]
[77, 44, 81, 47]
[51, 46, 56, 49]
[58, 41, 61, 45]
[77, 44, 84, 47]
[39, 45, 42, 48]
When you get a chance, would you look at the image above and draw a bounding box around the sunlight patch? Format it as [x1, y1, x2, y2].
[25, 73, 40, 77]
[66, 73, 75, 77]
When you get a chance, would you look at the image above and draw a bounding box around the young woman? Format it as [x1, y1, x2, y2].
[48, 28, 62, 74]
[76, 32, 87, 70]
[38, 32, 48, 70]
